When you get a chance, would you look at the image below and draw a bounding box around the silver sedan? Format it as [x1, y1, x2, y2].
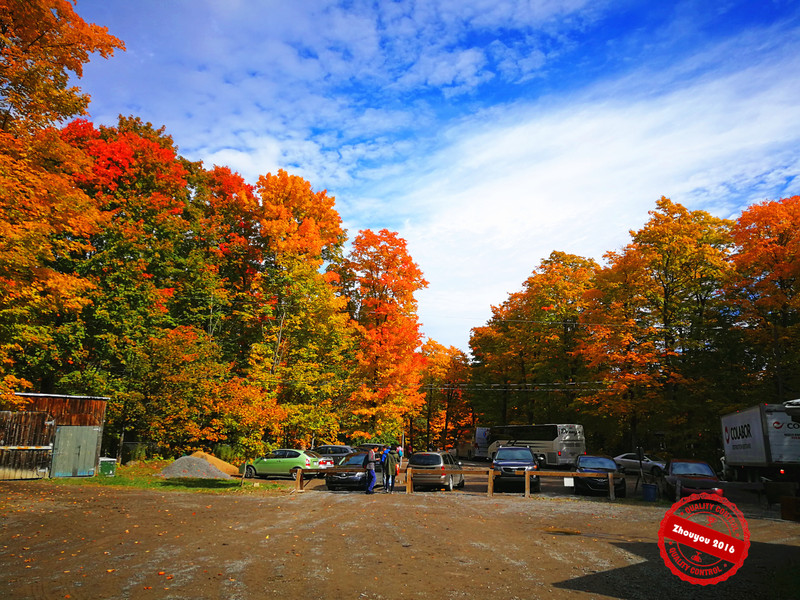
[613, 452, 666, 476]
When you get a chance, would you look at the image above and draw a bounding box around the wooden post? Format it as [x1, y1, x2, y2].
[487, 469, 495, 497]
[524, 470, 531, 498]
[406, 468, 413, 494]
[607, 472, 615, 500]
[296, 469, 305, 492]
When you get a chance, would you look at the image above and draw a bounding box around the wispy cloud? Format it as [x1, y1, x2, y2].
[74, 0, 800, 350]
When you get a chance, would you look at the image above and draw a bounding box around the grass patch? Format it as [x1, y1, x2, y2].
[43, 460, 292, 495]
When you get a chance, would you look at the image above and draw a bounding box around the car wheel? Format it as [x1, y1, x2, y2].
[618, 482, 627, 498]
[533, 480, 541, 493]
[457, 475, 465, 489]
[290, 468, 299, 481]
[446, 476, 454, 492]
[245, 465, 256, 479]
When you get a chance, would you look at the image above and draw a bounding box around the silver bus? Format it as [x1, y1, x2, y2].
[487, 424, 585, 467]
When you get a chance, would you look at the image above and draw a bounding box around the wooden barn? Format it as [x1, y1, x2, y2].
[0, 393, 109, 480]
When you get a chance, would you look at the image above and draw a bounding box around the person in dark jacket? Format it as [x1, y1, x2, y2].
[380, 445, 390, 488]
[383, 446, 400, 493]
[364, 448, 377, 494]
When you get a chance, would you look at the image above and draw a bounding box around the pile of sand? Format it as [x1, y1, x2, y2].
[190, 450, 240, 476]
[158, 455, 233, 479]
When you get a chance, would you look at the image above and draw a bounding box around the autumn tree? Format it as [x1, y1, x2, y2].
[248, 255, 357, 446]
[0, 0, 124, 133]
[469, 320, 517, 425]
[417, 340, 471, 451]
[577, 247, 668, 450]
[244, 171, 354, 446]
[339, 229, 427, 441]
[577, 197, 733, 453]
[115, 326, 284, 456]
[214, 376, 286, 461]
[728, 196, 800, 402]
[0, 0, 122, 406]
[55, 118, 191, 392]
[469, 251, 597, 428]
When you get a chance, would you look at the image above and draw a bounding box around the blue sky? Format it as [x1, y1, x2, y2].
[72, 0, 800, 351]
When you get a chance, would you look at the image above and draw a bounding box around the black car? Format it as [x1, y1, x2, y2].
[660, 459, 723, 499]
[574, 455, 627, 497]
[355, 443, 386, 454]
[312, 444, 355, 465]
[325, 451, 372, 491]
[492, 446, 541, 492]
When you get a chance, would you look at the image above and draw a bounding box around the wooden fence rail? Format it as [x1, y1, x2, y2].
[294, 467, 624, 500]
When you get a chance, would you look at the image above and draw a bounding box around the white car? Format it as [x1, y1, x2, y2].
[613, 452, 666, 476]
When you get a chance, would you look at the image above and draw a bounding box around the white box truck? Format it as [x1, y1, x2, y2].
[720, 404, 800, 482]
[456, 427, 491, 460]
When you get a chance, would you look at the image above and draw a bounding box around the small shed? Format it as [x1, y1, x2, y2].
[0, 393, 109, 480]
[0, 411, 55, 480]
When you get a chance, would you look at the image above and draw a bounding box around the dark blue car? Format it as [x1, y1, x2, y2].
[574, 455, 627, 497]
[492, 446, 541, 492]
[325, 451, 371, 491]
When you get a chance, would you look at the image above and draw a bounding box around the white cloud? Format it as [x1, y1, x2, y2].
[391, 43, 800, 350]
[72, 1, 800, 353]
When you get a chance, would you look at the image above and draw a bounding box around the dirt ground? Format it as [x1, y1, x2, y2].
[1, 474, 799, 600]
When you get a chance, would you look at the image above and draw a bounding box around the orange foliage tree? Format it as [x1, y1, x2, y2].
[117, 325, 284, 455]
[0, 0, 124, 134]
[418, 340, 471, 451]
[577, 197, 733, 451]
[246, 171, 354, 446]
[339, 229, 428, 442]
[728, 196, 800, 401]
[0, 0, 122, 406]
[469, 251, 597, 428]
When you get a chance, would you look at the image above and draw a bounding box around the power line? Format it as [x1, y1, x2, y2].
[421, 382, 606, 393]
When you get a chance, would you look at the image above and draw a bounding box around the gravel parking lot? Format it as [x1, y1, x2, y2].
[1, 474, 798, 600]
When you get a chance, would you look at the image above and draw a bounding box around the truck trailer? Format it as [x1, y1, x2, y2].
[720, 403, 800, 483]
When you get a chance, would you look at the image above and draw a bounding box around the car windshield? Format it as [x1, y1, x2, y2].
[409, 454, 442, 466]
[342, 454, 367, 466]
[495, 448, 534, 461]
[672, 461, 715, 476]
[579, 457, 616, 469]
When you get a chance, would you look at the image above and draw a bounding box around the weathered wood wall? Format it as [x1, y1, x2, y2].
[1, 394, 109, 480]
[0, 411, 55, 480]
[16, 394, 107, 427]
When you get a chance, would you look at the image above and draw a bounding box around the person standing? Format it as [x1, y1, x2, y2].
[383, 446, 400, 493]
[364, 448, 377, 494]
[380, 445, 390, 489]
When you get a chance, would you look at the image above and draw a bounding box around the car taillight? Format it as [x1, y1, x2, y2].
[305, 458, 310, 467]
[441, 465, 446, 474]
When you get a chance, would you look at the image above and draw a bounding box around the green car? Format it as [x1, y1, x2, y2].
[242, 449, 323, 480]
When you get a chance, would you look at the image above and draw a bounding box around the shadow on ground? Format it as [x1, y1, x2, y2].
[554, 540, 800, 599]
